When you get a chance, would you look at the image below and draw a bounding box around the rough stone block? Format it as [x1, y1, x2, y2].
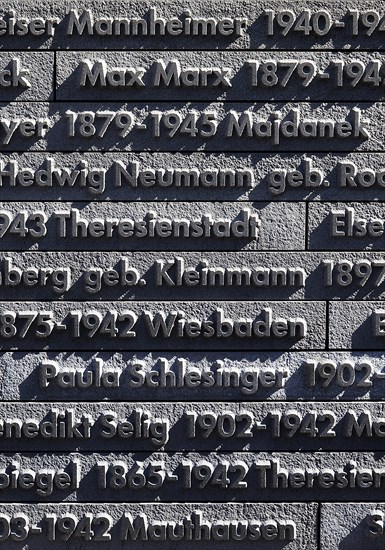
[56, 51, 385, 102]
[0, 451, 383, 502]
[329, 301, 385, 349]
[0, 502, 318, 548]
[0, 399, 383, 452]
[0, 300, 324, 350]
[0, 52, 53, 100]
[1, 351, 385, 402]
[309, 202, 385, 250]
[0, 201, 305, 251]
[321, 503, 385, 550]
[1, 102, 385, 152]
[1, 152, 385, 202]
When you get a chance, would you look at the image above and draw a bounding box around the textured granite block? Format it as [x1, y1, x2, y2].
[0, 52, 53, 100]
[0, 400, 383, 452]
[0, 502, 318, 548]
[0, 201, 305, 251]
[1, 101, 385, 152]
[0, 251, 310, 300]
[2, 351, 385, 402]
[2, 152, 385, 202]
[329, 301, 385, 349]
[0, 451, 383, 502]
[0, 300, 324, 351]
[309, 202, 385, 250]
[321, 503, 385, 550]
[56, 51, 385, 102]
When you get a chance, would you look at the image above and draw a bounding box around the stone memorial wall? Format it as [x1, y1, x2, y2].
[0, 1, 385, 547]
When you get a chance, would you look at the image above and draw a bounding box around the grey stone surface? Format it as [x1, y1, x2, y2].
[0, 300, 324, 350]
[0, 251, 384, 301]
[0, 201, 304, 251]
[0, 250, 312, 300]
[1, 152, 385, 202]
[0, 502, 318, 548]
[309, 202, 385, 250]
[56, 51, 385, 102]
[321, 503, 385, 550]
[329, 301, 385, 350]
[0, 400, 383, 451]
[2, 351, 385, 402]
[2, 1, 384, 546]
[3, 101, 385, 152]
[0, 52, 53, 100]
[0, 0, 384, 51]
[0, 451, 383, 502]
